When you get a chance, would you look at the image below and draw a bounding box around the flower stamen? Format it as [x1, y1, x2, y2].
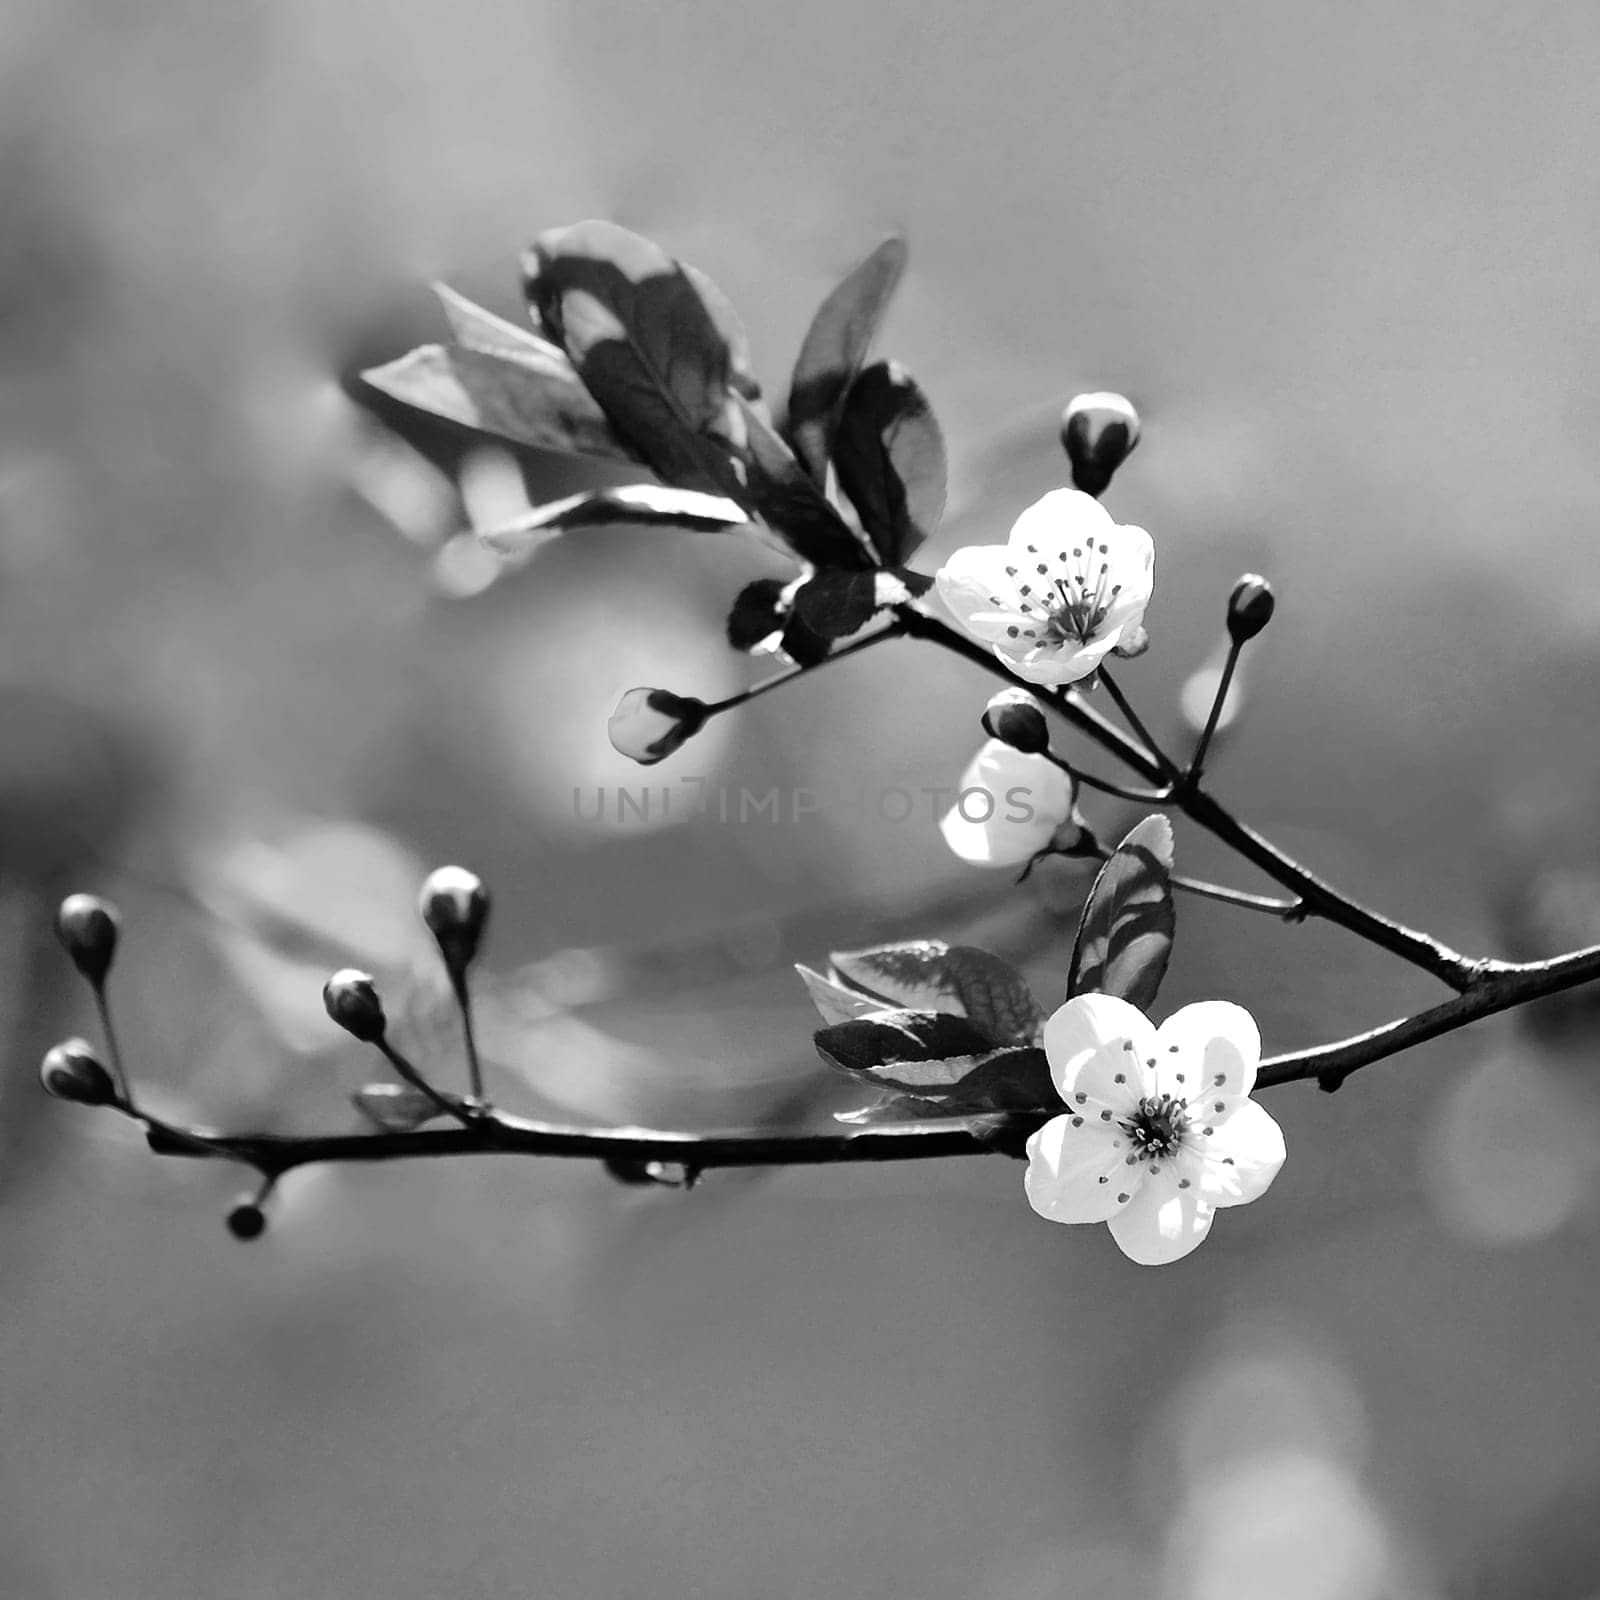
[1121, 1093, 1190, 1163]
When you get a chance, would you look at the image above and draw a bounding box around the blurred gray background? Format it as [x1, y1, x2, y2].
[4, 1, 1600, 1595]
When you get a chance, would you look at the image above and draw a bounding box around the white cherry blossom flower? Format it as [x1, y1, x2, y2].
[1025, 993, 1285, 1264]
[940, 739, 1075, 868]
[935, 489, 1154, 685]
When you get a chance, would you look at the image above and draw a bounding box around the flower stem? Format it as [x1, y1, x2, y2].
[706, 621, 907, 715]
[1185, 638, 1244, 782]
[1097, 665, 1181, 781]
[900, 604, 1479, 990]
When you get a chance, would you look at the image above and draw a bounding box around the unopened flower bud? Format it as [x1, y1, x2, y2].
[419, 865, 490, 972]
[323, 969, 387, 1042]
[981, 689, 1051, 755]
[1060, 392, 1141, 497]
[39, 1037, 117, 1105]
[1111, 622, 1150, 660]
[226, 1201, 267, 1241]
[55, 893, 120, 987]
[1227, 574, 1276, 643]
[607, 688, 708, 766]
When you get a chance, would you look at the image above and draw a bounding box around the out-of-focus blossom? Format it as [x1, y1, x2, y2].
[939, 738, 1074, 868]
[935, 489, 1154, 685]
[1025, 993, 1285, 1264]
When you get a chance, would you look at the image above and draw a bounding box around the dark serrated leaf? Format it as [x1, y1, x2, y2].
[832, 360, 947, 565]
[479, 484, 748, 559]
[1066, 813, 1176, 1010]
[736, 394, 876, 569]
[860, 1045, 1055, 1110]
[813, 1009, 996, 1074]
[527, 220, 750, 502]
[790, 569, 880, 640]
[828, 940, 1045, 1045]
[787, 236, 908, 484]
[682, 263, 762, 403]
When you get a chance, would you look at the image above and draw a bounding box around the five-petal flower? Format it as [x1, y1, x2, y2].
[1024, 993, 1285, 1264]
[935, 489, 1154, 685]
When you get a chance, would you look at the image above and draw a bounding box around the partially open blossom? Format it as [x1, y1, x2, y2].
[935, 490, 1154, 685]
[607, 688, 709, 766]
[940, 739, 1075, 868]
[1025, 993, 1285, 1264]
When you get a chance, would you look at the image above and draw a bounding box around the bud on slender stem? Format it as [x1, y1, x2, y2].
[981, 689, 1051, 755]
[1060, 392, 1141, 498]
[323, 969, 387, 1043]
[55, 894, 120, 988]
[419, 866, 490, 973]
[1227, 574, 1276, 643]
[39, 1038, 118, 1106]
[608, 688, 708, 766]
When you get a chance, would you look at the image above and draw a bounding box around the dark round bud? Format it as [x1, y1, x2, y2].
[419, 865, 490, 972]
[39, 1037, 117, 1105]
[607, 688, 709, 767]
[226, 1201, 268, 1241]
[322, 969, 387, 1043]
[1227, 574, 1276, 643]
[981, 689, 1051, 755]
[1060, 392, 1141, 497]
[54, 893, 121, 987]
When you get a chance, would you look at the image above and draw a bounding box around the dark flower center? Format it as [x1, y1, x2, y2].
[1123, 1093, 1189, 1161]
[1043, 547, 1121, 646]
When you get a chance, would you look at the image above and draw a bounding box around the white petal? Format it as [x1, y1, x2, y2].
[1043, 993, 1157, 1109]
[1003, 630, 1122, 685]
[1098, 524, 1155, 629]
[1006, 488, 1114, 551]
[934, 548, 1031, 643]
[1025, 1115, 1137, 1223]
[1106, 1165, 1216, 1264]
[1185, 1099, 1286, 1209]
[939, 741, 1073, 867]
[1153, 1000, 1261, 1107]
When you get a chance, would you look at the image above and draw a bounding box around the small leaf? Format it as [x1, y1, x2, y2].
[727, 578, 789, 652]
[430, 283, 565, 365]
[736, 394, 876, 569]
[813, 1009, 996, 1074]
[861, 1045, 1055, 1111]
[480, 484, 748, 559]
[787, 236, 908, 484]
[794, 963, 883, 1025]
[790, 569, 880, 640]
[814, 1012, 1058, 1114]
[829, 941, 1045, 1045]
[832, 360, 947, 565]
[1065, 814, 1176, 1010]
[682, 263, 762, 403]
[360, 344, 634, 463]
[351, 1083, 446, 1132]
[527, 220, 749, 502]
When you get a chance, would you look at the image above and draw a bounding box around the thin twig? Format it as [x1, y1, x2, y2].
[898, 605, 1479, 989]
[131, 944, 1600, 1178]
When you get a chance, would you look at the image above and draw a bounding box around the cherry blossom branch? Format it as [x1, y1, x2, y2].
[124, 938, 1600, 1179]
[897, 605, 1481, 990]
